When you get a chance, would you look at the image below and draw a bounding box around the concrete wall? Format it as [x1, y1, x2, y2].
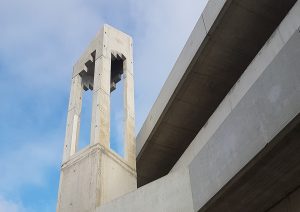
[187, 3, 300, 210]
[57, 145, 101, 212]
[58, 1, 300, 211]
[136, 0, 297, 186]
[95, 2, 300, 211]
[100, 149, 137, 204]
[172, 0, 300, 171]
[97, 168, 194, 212]
[57, 144, 136, 212]
[268, 187, 300, 212]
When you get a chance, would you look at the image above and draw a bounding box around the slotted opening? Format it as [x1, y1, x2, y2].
[78, 89, 92, 150]
[110, 52, 125, 157]
[77, 53, 95, 151]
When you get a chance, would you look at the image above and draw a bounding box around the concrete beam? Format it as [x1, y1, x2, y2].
[172, 0, 300, 171]
[136, 0, 297, 186]
[186, 9, 300, 209]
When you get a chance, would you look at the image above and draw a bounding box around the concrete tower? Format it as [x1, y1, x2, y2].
[57, 25, 136, 212]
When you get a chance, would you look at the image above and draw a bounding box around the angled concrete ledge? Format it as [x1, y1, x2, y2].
[136, 0, 297, 187]
[172, 1, 300, 171]
[97, 168, 194, 212]
[186, 2, 300, 209]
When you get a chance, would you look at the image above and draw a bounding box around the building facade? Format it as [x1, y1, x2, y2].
[58, 0, 300, 211]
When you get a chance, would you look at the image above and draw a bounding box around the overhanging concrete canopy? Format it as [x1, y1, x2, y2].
[136, 0, 297, 186]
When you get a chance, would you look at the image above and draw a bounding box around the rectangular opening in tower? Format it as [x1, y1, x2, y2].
[110, 52, 125, 157]
[78, 89, 92, 150]
[77, 53, 95, 151]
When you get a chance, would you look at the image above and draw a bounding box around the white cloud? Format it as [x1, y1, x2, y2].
[0, 133, 62, 193]
[0, 0, 208, 130]
[0, 0, 209, 210]
[0, 0, 104, 89]
[126, 0, 208, 130]
[0, 195, 26, 212]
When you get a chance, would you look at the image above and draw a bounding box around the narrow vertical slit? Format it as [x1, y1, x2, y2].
[77, 54, 95, 151]
[78, 89, 92, 150]
[110, 53, 125, 157]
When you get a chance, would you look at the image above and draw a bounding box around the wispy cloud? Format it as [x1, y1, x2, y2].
[127, 0, 208, 130]
[0, 134, 62, 193]
[0, 0, 103, 89]
[0, 195, 26, 212]
[0, 0, 208, 211]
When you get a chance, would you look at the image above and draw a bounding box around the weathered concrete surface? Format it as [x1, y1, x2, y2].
[100, 148, 137, 204]
[97, 168, 194, 212]
[198, 114, 300, 212]
[172, 0, 300, 172]
[63, 74, 83, 162]
[89, 25, 136, 169]
[187, 6, 300, 210]
[63, 24, 135, 169]
[136, 0, 297, 187]
[57, 25, 137, 212]
[57, 144, 136, 212]
[95, 115, 300, 212]
[93, 7, 300, 210]
[57, 145, 101, 212]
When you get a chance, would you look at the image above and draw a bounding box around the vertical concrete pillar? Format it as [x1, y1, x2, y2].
[123, 49, 136, 169]
[90, 55, 111, 148]
[62, 74, 83, 163]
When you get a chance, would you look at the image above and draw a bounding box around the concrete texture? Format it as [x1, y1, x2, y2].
[96, 0, 300, 210]
[57, 0, 300, 211]
[57, 145, 101, 212]
[172, 0, 300, 172]
[94, 8, 300, 210]
[100, 147, 136, 204]
[188, 9, 300, 210]
[97, 168, 194, 212]
[198, 114, 300, 212]
[57, 144, 136, 212]
[95, 115, 300, 212]
[63, 74, 83, 162]
[136, 0, 297, 187]
[57, 25, 136, 212]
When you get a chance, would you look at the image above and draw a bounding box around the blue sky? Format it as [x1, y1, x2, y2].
[0, 0, 207, 211]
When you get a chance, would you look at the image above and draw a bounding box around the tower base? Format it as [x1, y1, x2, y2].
[57, 144, 136, 212]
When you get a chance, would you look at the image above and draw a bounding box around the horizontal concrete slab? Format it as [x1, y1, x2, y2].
[189, 26, 300, 211]
[136, 0, 297, 186]
[172, 0, 300, 172]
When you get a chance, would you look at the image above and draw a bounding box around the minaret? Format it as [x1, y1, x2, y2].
[57, 25, 136, 212]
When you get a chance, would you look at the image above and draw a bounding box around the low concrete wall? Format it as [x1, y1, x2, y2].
[97, 168, 194, 212]
[100, 149, 137, 204]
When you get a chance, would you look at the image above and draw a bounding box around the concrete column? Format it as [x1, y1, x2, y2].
[90, 55, 111, 147]
[62, 74, 83, 163]
[123, 54, 136, 170]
